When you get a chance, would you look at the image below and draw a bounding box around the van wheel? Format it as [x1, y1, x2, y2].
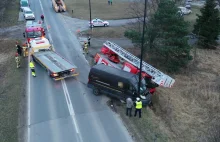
[93, 88, 100, 96]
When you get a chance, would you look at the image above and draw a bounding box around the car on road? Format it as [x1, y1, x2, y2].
[20, 0, 29, 12]
[89, 18, 109, 27]
[23, 7, 35, 20]
[178, 6, 192, 15]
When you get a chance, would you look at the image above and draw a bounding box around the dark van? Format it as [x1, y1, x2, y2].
[87, 64, 152, 106]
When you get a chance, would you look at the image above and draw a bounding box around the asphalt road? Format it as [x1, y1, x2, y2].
[27, 0, 133, 142]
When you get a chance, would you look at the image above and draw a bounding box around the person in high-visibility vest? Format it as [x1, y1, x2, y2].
[134, 97, 142, 118]
[29, 60, 36, 77]
[15, 53, 21, 68]
[83, 41, 88, 54]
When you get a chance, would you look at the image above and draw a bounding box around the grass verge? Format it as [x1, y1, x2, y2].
[0, 39, 26, 142]
[64, 0, 134, 20]
[0, 0, 20, 28]
[82, 26, 127, 38]
[184, 6, 201, 32]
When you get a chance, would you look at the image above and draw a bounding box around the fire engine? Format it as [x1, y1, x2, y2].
[24, 21, 45, 43]
[94, 41, 175, 94]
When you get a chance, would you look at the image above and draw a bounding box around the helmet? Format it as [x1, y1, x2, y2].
[136, 97, 140, 101]
[15, 53, 18, 56]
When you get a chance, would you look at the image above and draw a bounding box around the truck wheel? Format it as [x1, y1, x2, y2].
[93, 88, 100, 96]
[104, 24, 106, 27]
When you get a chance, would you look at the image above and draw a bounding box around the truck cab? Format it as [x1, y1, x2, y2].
[24, 21, 45, 43]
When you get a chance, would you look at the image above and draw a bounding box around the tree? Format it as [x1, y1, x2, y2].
[125, 0, 192, 72]
[193, 0, 220, 49]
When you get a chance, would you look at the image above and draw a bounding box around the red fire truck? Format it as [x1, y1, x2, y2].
[24, 21, 45, 43]
[94, 41, 176, 94]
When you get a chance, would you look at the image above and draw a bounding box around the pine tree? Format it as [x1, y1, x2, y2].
[125, 0, 192, 72]
[193, 0, 220, 49]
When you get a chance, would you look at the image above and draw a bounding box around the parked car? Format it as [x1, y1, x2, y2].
[178, 6, 192, 15]
[89, 18, 109, 27]
[23, 7, 35, 20]
[20, 0, 29, 12]
[87, 64, 152, 106]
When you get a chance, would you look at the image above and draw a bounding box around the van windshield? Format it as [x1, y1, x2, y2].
[132, 75, 147, 95]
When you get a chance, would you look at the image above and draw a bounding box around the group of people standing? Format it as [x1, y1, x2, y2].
[126, 97, 143, 118]
[15, 41, 36, 77]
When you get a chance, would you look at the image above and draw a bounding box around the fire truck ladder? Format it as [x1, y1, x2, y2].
[103, 41, 175, 88]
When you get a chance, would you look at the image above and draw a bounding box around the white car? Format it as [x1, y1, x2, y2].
[178, 7, 192, 15]
[23, 7, 35, 20]
[89, 19, 109, 27]
[20, 0, 29, 12]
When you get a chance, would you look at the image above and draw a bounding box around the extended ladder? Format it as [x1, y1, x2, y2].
[103, 41, 175, 88]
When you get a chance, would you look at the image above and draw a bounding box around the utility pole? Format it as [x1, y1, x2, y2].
[89, 0, 92, 30]
[138, 0, 147, 96]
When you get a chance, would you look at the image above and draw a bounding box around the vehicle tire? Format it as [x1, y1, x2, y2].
[104, 24, 106, 27]
[47, 69, 51, 76]
[93, 88, 100, 96]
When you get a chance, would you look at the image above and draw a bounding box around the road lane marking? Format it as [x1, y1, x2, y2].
[34, 0, 82, 142]
[61, 80, 83, 142]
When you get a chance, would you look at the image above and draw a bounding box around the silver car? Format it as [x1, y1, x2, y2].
[23, 7, 35, 20]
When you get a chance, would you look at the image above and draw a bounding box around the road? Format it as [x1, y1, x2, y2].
[27, 0, 133, 142]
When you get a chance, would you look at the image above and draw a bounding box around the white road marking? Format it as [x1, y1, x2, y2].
[61, 80, 83, 142]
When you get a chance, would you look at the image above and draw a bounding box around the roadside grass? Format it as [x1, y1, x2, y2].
[81, 26, 127, 38]
[115, 103, 169, 142]
[184, 6, 201, 32]
[0, 39, 26, 142]
[0, 0, 20, 28]
[64, 0, 134, 20]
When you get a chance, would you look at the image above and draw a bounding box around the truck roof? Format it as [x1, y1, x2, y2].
[26, 21, 42, 28]
[25, 26, 42, 32]
[91, 64, 139, 82]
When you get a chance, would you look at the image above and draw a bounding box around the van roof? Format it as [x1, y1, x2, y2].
[91, 64, 138, 80]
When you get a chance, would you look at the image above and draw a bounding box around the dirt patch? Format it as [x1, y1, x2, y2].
[64, 0, 134, 20]
[0, 39, 26, 142]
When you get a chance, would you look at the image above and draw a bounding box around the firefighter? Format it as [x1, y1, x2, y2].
[16, 42, 22, 56]
[83, 41, 88, 54]
[29, 60, 36, 77]
[22, 43, 28, 57]
[15, 53, 21, 68]
[134, 97, 142, 118]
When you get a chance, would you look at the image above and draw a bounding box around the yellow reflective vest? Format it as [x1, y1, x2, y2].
[136, 101, 142, 109]
[29, 62, 35, 68]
